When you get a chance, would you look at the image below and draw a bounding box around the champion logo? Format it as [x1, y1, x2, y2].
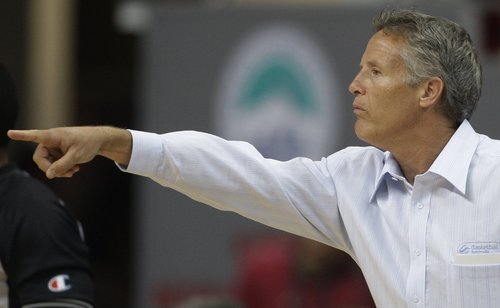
[48, 274, 72, 292]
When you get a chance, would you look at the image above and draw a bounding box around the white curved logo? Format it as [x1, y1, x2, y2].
[214, 21, 342, 160]
[48, 274, 72, 292]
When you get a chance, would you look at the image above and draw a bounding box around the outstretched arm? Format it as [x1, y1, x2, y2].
[7, 126, 132, 179]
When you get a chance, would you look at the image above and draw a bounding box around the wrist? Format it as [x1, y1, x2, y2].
[98, 127, 132, 165]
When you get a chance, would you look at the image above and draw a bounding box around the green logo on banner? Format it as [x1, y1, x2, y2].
[214, 22, 341, 160]
[240, 58, 315, 114]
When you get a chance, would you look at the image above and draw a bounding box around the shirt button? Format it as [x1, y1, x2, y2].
[413, 295, 420, 303]
[414, 249, 421, 256]
[417, 202, 424, 209]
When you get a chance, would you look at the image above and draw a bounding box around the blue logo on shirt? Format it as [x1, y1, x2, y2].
[458, 242, 500, 254]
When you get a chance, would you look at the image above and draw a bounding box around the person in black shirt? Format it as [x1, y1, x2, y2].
[0, 64, 94, 307]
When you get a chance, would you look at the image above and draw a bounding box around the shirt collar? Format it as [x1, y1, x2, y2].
[427, 119, 479, 194]
[369, 120, 479, 202]
[369, 151, 403, 203]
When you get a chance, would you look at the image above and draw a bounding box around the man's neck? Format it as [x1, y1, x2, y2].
[389, 120, 457, 184]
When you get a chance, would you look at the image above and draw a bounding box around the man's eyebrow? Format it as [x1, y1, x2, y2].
[358, 60, 380, 69]
[365, 60, 380, 67]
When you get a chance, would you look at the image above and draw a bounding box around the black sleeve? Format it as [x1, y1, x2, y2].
[0, 174, 94, 307]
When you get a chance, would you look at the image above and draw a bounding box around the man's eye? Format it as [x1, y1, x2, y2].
[371, 69, 381, 76]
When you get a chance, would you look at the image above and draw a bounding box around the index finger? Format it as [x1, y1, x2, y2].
[7, 129, 45, 143]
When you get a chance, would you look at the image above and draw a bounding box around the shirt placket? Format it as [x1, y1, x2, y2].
[406, 179, 431, 307]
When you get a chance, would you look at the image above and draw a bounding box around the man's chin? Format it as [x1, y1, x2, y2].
[354, 123, 369, 142]
[354, 125, 380, 148]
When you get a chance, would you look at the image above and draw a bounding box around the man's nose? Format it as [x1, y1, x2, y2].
[349, 77, 364, 96]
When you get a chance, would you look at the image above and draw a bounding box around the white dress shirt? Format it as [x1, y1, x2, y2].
[121, 119, 500, 308]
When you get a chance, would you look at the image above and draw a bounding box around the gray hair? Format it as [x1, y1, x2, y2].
[373, 8, 482, 125]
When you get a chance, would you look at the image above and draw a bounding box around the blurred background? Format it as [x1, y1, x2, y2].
[1, 0, 498, 307]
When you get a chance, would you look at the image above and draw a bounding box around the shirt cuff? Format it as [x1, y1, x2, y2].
[115, 129, 164, 177]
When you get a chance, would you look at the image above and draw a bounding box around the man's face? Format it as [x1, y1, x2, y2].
[349, 31, 424, 150]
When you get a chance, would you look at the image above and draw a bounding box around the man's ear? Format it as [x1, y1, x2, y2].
[419, 77, 444, 108]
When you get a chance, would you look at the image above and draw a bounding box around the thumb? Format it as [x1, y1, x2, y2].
[46, 148, 79, 178]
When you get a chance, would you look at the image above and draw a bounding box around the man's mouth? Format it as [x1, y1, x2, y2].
[353, 102, 366, 113]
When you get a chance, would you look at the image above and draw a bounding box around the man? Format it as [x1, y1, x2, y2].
[0, 64, 95, 307]
[8, 8, 499, 307]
